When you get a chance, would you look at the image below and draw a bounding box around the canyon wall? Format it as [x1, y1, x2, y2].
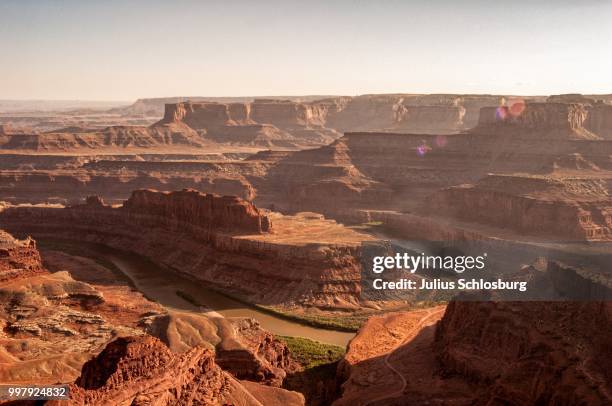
[434, 300, 611, 405]
[260, 101, 612, 240]
[428, 175, 612, 240]
[158, 99, 339, 148]
[0, 158, 261, 205]
[140, 94, 513, 135]
[585, 103, 612, 139]
[335, 299, 611, 405]
[0, 230, 158, 384]
[122, 189, 272, 234]
[0, 189, 371, 309]
[0, 123, 207, 152]
[154, 94, 516, 148]
[0, 230, 44, 282]
[476, 101, 612, 140]
[0, 228, 305, 402]
[4, 97, 612, 244]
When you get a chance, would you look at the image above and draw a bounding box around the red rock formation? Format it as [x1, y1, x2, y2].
[161, 101, 249, 129]
[122, 188, 272, 234]
[0, 157, 261, 205]
[394, 104, 465, 132]
[158, 99, 338, 148]
[335, 300, 611, 405]
[154, 94, 508, 148]
[0, 123, 207, 151]
[212, 124, 296, 147]
[0, 229, 159, 385]
[52, 335, 304, 406]
[428, 174, 612, 240]
[0, 230, 44, 282]
[585, 103, 612, 139]
[250, 99, 329, 129]
[260, 101, 612, 239]
[475, 102, 598, 139]
[216, 319, 299, 387]
[434, 301, 611, 405]
[264, 131, 495, 216]
[0, 190, 372, 308]
[0, 229, 303, 400]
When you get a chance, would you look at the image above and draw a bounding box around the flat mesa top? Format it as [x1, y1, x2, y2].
[236, 212, 375, 246]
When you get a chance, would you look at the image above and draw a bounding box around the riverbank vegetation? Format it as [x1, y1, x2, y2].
[280, 336, 346, 405]
[279, 335, 345, 369]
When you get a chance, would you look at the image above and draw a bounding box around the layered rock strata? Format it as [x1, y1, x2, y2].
[0, 122, 208, 152]
[4, 98, 612, 243]
[335, 299, 611, 405]
[0, 230, 154, 384]
[49, 335, 304, 406]
[0, 189, 373, 308]
[0, 229, 304, 402]
[261, 101, 612, 240]
[0, 230, 44, 282]
[0, 158, 262, 205]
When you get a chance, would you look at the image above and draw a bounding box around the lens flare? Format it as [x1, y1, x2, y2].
[416, 143, 430, 157]
[435, 135, 448, 148]
[509, 99, 526, 117]
[495, 106, 508, 121]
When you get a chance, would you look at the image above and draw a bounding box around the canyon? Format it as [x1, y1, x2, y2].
[335, 298, 611, 405]
[3, 98, 612, 243]
[1, 93, 611, 405]
[0, 93, 544, 152]
[0, 189, 374, 310]
[0, 228, 309, 405]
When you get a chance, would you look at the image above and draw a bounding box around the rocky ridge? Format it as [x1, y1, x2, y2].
[0, 189, 373, 309]
[335, 298, 611, 405]
[49, 335, 304, 406]
[0, 231, 151, 384]
[0, 229, 305, 404]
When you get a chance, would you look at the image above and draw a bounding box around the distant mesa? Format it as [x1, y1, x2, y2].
[0, 230, 44, 282]
[122, 188, 273, 234]
[0, 93, 552, 152]
[476, 100, 612, 140]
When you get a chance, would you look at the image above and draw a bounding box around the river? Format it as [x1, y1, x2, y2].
[48, 241, 355, 347]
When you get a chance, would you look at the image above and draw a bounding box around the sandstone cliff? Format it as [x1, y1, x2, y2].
[0, 93, 543, 153]
[153, 94, 515, 149]
[585, 103, 612, 139]
[0, 230, 154, 384]
[0, 228, 306, 402]
[434, 300, 611, 405]
[0, 189, 372, 309]
[0, 123, 208, 152]
[50, 335, 304, 406]
[157, 99, 340, 148]
[475, 102, 599, 140]
[0, 156, 261, 206]
[261, 101, 612, 240]
[335, 299, 611, 405]
[122, 188, 272, 234]
[0, 230, 44, 282]
[428, 174, 612, 240]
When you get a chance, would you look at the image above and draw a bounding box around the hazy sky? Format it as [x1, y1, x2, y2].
[2, 0, 611, 101]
